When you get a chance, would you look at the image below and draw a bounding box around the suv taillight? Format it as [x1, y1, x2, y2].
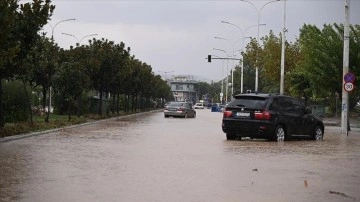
[254, 110, 271, 120]
[223, 110, 232, 118]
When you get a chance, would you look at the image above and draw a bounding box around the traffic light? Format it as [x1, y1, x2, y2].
[207, 55, 211, 63]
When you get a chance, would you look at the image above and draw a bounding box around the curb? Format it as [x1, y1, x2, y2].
[0, 110, 161, 143]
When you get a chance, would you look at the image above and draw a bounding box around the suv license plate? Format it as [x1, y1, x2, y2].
[236, 112, 250, 117]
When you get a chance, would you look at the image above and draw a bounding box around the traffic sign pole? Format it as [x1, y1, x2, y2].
[341, 0, 350, 135]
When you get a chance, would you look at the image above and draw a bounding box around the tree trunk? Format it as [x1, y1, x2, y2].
[45, 87, 50, 123]
[0, 79, 4, 128]
[68, 99, 72, 122]
[116, 93, 120, 115]
[42, 87, 47, 109]
[99, 90, 103, 116]
[22, 80, 33, 126]
[125, 94, 129, 113]
[131, 94, 135, 112]
[112, 93, 116, 115]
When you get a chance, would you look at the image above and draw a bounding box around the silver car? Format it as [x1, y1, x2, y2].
[164, 102, 196, 118]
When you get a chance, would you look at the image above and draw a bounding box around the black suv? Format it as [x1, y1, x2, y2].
[222, 93, 324, 141]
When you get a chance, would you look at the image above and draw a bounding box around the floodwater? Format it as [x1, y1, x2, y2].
[0, 110, 359, 202]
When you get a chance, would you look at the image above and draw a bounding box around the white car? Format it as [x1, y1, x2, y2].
[194, 103, 204, 109]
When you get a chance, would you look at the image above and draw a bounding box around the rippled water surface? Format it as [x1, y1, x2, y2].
[1, 110, 359, 202]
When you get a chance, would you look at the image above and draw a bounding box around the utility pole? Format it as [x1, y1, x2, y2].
[341, 0, 350, 135]
[280, 0, 286, 94]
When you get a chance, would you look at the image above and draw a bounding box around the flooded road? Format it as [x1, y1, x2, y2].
[1, 109, 359, 202]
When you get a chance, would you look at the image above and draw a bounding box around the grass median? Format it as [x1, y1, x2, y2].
[0, 115, 89, 138]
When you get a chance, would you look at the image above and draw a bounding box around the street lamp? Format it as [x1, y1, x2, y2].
[62, 33, 98, 46]
[220, 21, 265, 93]
[280, 0, 287, 94]
[47, 18, 75, 119]
[210, 54, 224, 102]
[213, 48, 230, 103]
[49, 18, 76, 40]
[214, 37, 235, 98]
[158, 71, 174, 85]
[239, 0, 280, 92]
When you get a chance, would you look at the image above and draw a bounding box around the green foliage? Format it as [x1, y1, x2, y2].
[289, 23, 360, 111]
[0, 115, 87, 137]
[2, 80, 29, 122]
[0, 0, 54, 127]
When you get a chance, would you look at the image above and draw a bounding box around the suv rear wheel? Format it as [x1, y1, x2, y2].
[274, 125, 285, 141]
[313, 125, 323, 140]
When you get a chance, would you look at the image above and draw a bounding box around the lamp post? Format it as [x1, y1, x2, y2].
[158, 70, 174, 85]
[341, 0, 350, 135]
[62, 33, 98, 46]
[210, 54, 224, 102]
[240, 0, 280, 92]
[47, 18, 75, 120]
[280, 0, 287, 94]
[213, 48, 230, 103]
[214, 37, 234, 98]
[220, 21, 265, 93]
[49, 18, 76, 40]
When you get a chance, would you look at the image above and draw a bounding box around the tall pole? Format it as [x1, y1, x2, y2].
[48, 18, 75, 119]
[240, 0, 280, 92]
[280, 0, 287, 94]
[159, 71, 174, 84]
[214, 37, 234, 98]
[221, 21, 263, 93]
[212, 54, 224, 103]
[341, 0, 350, 135]
[221, 59, 224, 102]
[214, 48, 230, 103]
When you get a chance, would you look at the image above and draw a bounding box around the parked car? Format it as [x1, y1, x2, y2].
[164, 101, 196, 118]
[222, 93, 324, 141]
[194, 103, 204, 109]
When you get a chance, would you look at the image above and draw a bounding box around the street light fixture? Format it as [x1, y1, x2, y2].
[210, 54, 224, 102]
[220, 21, 265, 93]
[62, 33, 98, 46]
[214, 37, 235, 98]
[47, 18, 75, 120]
[213, 48, 230, 103]
[280, 0, 287, 95]
[158, 70, 174, 85]
[49, 18, 76, 40]
[239, 0, 281, 92]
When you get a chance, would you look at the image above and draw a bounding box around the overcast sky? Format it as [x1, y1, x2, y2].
[34, 0, 360, 82]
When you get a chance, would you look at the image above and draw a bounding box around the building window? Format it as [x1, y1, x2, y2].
[176, 84, 183, 90]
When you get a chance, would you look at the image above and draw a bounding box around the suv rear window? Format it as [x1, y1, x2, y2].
[228, 96, 268, 109]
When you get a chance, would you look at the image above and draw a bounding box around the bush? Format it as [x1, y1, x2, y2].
[3, 80, 30, 122]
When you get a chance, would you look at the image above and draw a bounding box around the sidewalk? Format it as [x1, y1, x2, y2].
[322, 116, 360, 129]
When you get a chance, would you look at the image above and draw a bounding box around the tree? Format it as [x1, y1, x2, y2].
[26, 34, 60, 122]
[53, 47, 90, 121]
[0, 0, 54, 128]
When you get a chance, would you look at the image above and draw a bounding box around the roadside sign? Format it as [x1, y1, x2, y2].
[220, 93, 223, 97]
[344, 82, 354, 92]
[344, 72, 355, 83]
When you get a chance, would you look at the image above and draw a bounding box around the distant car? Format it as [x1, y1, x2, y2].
[164, 101, 196, 118]
[194, 103, 204, 109]
[222, 93, 324, 141]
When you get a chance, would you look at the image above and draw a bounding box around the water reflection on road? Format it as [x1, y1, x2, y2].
[1, 110, 359, 202]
